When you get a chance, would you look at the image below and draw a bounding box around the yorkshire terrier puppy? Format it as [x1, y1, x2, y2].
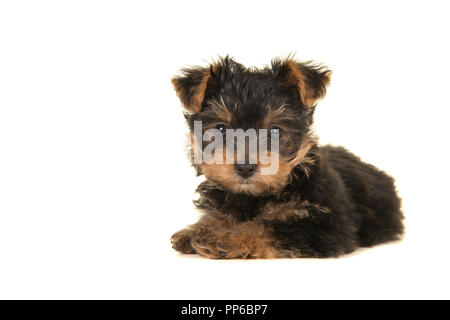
[170, 56, 404, 259]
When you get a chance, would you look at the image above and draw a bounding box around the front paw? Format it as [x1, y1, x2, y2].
[190, 229, 248, 259]
[171, 228, 196, 254]
[191, 234, 228, 259]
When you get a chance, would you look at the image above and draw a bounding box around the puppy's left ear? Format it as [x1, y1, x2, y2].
[171, 65, 219, 113]
[274, 58, 332, 108]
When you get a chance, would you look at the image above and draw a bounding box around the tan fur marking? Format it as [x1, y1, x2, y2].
[191, 69, 212, 113]
[261, 201, 310, 221]
[187, 214, 281, 259]
[172, 64, 220, 113]
[285, 59, 311, 107]
[260, 200, 330, 222]
[262, 103, 288, 128]
[200, 141, 317, 196]
[206, 97, 232, 125]
[288, 142, 313, 169]
[284, 59, 331, 108]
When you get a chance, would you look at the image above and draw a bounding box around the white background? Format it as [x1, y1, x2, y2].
[1, 0, 449, 299]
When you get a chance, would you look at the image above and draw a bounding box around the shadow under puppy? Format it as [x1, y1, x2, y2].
[171, 56, 404, 259]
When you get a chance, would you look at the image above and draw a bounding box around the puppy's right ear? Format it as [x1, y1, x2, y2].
[171, 65, 219, 113]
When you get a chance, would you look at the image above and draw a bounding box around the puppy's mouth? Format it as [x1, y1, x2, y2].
[232, 175, 262, 194]
[236, 176, 256, 185]
[235, 182, 256, 192]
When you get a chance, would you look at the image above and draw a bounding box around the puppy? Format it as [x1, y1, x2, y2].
[170, 56, 404, 258]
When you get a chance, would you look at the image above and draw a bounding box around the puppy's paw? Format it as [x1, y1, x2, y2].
[191, 229, 250, 259]
[171, 229, 196, 254]
[191, 236, 228, 259]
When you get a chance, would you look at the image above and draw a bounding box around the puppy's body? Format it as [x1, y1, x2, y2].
[171, 56, 404, 258]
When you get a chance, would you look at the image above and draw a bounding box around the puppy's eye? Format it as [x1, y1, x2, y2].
[216, 123, 228, 135]
[269, 126, 282, 137]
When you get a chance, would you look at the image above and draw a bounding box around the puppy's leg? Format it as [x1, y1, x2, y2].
[173, 212, 284, 259]
[172, 202, 358, 259]
[261, 201, 358, 258]
[188, 214, 280, 259]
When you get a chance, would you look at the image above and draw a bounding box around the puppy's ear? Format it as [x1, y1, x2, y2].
[171, 64, 219, 113]
[274, 58, 332, 107]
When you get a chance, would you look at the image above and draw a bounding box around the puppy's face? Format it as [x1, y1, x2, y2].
[172, 56, 331, 196]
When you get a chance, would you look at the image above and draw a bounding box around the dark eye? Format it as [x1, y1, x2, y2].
[216, 123, 228, 135]
[269, 126, 282, 137]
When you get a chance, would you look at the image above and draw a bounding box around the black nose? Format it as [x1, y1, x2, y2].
[235, 164, 257, 178]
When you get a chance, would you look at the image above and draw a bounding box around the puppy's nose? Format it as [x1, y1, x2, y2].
[235, 164, 257, 178]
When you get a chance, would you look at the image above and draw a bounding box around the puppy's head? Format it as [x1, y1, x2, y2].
[172, 56, 331, 196]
